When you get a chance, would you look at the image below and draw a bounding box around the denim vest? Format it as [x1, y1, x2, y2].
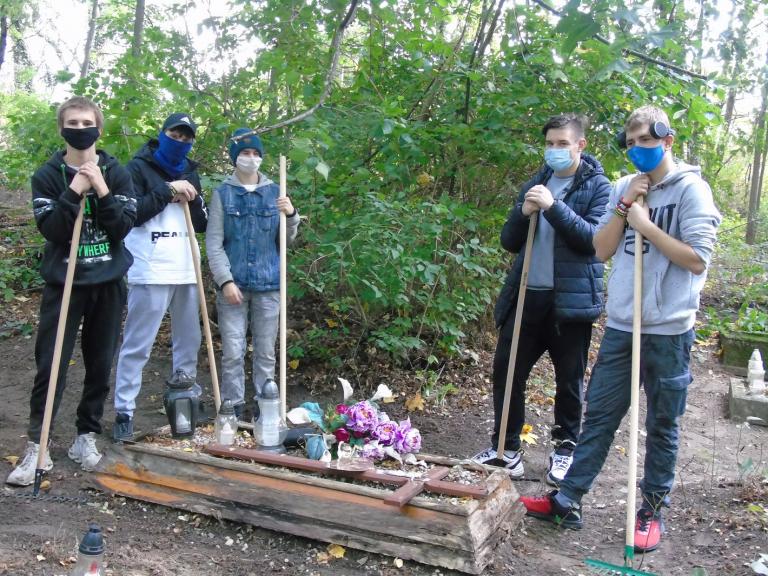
[217, 181, 280, 292]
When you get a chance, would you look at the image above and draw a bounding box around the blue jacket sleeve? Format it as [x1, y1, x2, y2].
[542, 175, 610, 255]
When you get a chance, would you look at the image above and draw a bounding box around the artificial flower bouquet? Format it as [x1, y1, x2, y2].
[287, 379, 422, 463]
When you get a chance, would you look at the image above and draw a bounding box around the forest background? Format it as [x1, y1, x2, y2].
[1, 0, 767, 374]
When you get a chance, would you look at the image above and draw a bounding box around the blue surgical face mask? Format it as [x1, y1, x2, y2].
[627, 144, 664, 173]
[544, 148, 575, 172]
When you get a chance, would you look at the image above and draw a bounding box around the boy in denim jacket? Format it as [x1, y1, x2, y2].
[206, 129, 300, 418]
[520, 106, 721, 553]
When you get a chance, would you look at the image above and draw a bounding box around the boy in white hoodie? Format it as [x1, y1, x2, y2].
[112, 113, 207, 440]
[521, 106, 721, 554]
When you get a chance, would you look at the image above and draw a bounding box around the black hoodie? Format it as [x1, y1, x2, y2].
[31, 150, 137, 286]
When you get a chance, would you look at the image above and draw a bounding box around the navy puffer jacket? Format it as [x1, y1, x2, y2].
[494, 154, 610, 327]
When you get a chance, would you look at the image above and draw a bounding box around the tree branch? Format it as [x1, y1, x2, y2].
[233, 0, 361, 141]
[530, 0, 707, 80]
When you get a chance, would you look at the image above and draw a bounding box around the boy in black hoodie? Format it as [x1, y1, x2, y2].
[6, 96, 136, 486]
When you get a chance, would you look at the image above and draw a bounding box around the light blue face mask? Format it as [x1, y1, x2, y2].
[544, 148, 575, 172]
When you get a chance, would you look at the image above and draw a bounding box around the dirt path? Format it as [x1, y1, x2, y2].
[0, 305, 766, 576]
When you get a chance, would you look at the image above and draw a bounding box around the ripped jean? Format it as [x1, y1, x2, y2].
[559, 328, 694, 510]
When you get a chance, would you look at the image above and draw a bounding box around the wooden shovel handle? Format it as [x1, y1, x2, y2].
[182, 201, 221, 412]
[496, 214, 538, 458]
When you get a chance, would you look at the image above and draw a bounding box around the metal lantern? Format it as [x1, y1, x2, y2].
[163, 373, 200, 438]
[252, 379, 288, 452]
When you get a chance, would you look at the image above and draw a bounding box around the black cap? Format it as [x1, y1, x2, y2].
[161, 113, 197, 137]
[79, 523, 104, 555]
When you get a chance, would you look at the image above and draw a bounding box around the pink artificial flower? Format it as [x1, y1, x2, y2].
[335, 404, 349, 415]
[362, 441, 385, 460]
[396, 418, 422, 453]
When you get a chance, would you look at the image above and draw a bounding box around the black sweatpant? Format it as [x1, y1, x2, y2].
[28, 280, 126, 443]
[491, 289, 592, 451]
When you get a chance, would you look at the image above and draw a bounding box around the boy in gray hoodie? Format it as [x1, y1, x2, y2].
[520, 106, 721, 554]
[206, 129, 300, 419]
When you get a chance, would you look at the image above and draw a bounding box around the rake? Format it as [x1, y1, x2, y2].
[585, 197, 658, 576]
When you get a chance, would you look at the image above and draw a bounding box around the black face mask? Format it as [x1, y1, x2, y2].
[61, 127, 100, 150]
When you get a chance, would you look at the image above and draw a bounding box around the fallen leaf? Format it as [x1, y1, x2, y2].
[405, 392, 425, 412]
[327, 543, 345, 558]
[69, 360, 76, 366]
[288, 359, 300, 370]
[36, 554, 45, 562]
[519, 423, 538, 445]
[4, 455, 19, 467]
[325, 318, 338, 328]
[615, 445, 626, 456]
[39, 480, 51, 491]
[393, 557, 404, 568]
[316, 551, 330, 564]
[14, 295, 29, 302]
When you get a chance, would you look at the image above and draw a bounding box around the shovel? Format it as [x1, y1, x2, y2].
[33, 196, 86, 496]
[490, 212, 538, 467]
[182, 201, 221, 413]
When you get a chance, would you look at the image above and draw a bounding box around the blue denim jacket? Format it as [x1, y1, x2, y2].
[207, 176, 299, 293]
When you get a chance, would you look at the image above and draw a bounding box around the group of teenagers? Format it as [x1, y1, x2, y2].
[6, 96, 721, 554]
[6, 96, 299, 489]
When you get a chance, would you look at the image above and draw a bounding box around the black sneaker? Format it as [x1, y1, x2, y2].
[112, 412, 134, 443]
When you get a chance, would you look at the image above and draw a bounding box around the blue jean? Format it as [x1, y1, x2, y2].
[559, 327, 694, 509]
[216, 289, 280, 407]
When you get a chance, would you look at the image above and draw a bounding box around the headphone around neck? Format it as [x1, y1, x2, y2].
[616, 121, 676, 149]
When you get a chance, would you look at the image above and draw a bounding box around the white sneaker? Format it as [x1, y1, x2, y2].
[6, 442, 53, 486]
[546, 447, 575, 486]
[470, 447, 525, 478]
[68, 433, 102, 471]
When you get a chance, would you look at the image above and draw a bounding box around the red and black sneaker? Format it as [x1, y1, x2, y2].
[520, 490, 583, 530]
[634, 508, 665, 552]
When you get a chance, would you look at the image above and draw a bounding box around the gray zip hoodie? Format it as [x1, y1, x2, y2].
[599, 162, 721, 335]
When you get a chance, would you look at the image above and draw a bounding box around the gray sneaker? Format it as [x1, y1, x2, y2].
[112, 412, 134, 443]
[6, 442, 53, 486]
[68, 433, 102, 471]
[167, 369, 195, 387]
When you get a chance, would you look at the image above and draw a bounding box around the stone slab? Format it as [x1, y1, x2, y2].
[729, 377, 768, 424]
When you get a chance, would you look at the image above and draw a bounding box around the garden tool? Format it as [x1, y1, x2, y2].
[585, 197, 659, 576]
[489, 213, 537, 468]
[279, 155, 288, 419]
[182, 201, 221, 413]
[33, 196, 85, 496]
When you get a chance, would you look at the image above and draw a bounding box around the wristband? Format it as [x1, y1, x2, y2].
[220, 280, 234, 290]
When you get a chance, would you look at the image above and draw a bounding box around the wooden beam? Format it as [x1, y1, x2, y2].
[383, 466, 449, 508]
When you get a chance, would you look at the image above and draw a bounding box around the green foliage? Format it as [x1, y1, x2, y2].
[0, 0, 763, 366]
[0, 214, 44, 302]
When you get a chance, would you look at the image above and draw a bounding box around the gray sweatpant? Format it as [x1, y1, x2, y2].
[216, 289, 279, 407]
[114, 284, 201, 417]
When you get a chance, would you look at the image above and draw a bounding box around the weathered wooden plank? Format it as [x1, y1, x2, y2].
[93, 473, 490, 574]
[95, 445, 473, 551]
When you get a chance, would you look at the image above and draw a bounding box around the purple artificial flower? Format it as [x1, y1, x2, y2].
[372, 420, 399, 446]
[345, 400, 379, 433]
[361, 440, 385, 460]
[395, 418, 422, 454]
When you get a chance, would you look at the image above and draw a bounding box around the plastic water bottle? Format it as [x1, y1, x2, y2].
[70, 523, 104, 575]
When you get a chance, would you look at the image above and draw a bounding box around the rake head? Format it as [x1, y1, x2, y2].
[585, 558, 659, 576]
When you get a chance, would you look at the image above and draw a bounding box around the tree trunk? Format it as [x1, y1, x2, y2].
[745, 47, 768, 244]
[132, 0, 145, 58]
[0, 15, 8, 73]
[80, 0, 99, 80]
